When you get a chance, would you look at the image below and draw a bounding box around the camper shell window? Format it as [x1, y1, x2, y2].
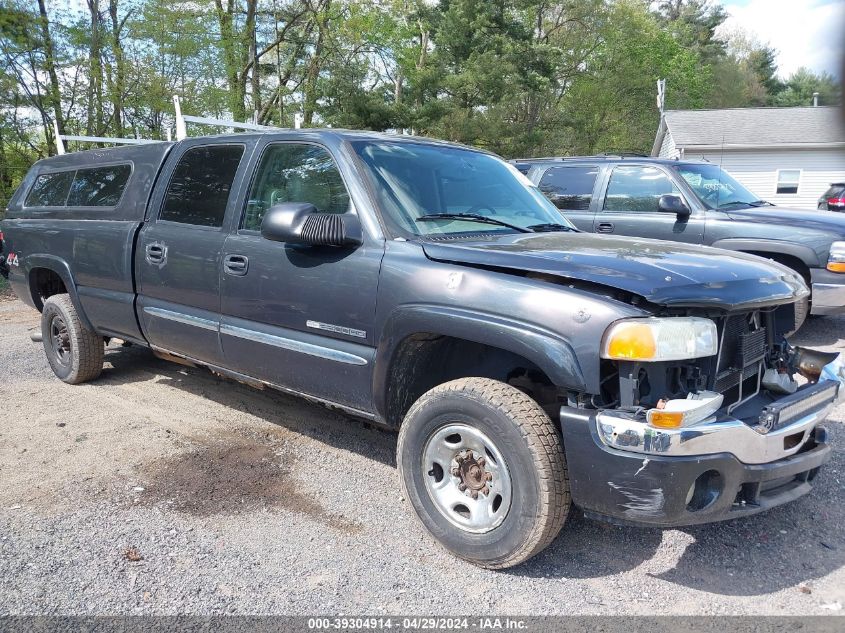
[24, 164, 132, 208]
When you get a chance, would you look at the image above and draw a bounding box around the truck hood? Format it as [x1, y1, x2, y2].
[421, 232, 808, 310]
[726, 206, 845, 238]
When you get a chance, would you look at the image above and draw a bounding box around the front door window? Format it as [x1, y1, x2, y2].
[243, 143, 350, 231]
[603, 166, 680, 213]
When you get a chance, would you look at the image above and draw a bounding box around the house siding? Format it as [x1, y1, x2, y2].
[658, 131, 679, 159]
[683, 147, 845, 209]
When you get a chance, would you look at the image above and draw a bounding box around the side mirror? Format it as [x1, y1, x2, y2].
[658, 194, 691, 218]
[260, 202, 363, 247]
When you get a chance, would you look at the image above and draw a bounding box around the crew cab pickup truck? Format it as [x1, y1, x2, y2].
[2, 131, 842, 569]
[515, 156, 845, 329]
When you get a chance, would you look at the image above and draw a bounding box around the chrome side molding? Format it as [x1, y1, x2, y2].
[143, 306, 218, 332]
[220, 323, 368, 366]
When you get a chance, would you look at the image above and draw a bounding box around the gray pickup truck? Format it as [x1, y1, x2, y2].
[515, 156, 845, 328]
[2, 131, 842, 569]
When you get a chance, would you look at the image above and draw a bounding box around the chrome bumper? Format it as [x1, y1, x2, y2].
[810, 267, 845, 315]
[812, 282, 845, 314]
[594, 388, 837, 465]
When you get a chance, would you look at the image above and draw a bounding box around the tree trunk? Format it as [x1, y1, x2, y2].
[86, 0, 104, 136]
[303, 0, 329, 127]
[36, 0, 64, 136]
[214, 0, 246, 120]
[108, 0, 127, 136]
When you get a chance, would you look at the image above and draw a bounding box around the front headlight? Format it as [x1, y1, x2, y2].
[601, 317, 718, 362]
[828, 241, 845, 273]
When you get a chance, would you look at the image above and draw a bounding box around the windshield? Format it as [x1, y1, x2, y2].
[674, 163, 761, 209]
[351, 141, 573, 237]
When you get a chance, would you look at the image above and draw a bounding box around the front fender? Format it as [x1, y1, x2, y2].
[710, 238, 820, 268]
[23, 254, 95, 331]
[372, 304, 586, 420]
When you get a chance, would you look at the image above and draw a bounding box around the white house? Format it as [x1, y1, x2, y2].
[651, 106, 845, 209]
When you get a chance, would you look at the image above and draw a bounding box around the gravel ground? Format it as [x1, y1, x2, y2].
[0, 296, 843, 616]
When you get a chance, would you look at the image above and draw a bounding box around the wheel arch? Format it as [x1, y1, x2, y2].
[373, 306, 585, 427]
[710, 239, 820, 270]
[26, 255, 94, 331]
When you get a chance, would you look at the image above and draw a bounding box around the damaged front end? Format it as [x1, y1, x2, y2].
[559, 302, 843, 527]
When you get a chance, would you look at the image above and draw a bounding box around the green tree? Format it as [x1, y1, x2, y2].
[563, 0, 708, 155]
[656, 0, 727, 64]
[775, 67, 841, 107]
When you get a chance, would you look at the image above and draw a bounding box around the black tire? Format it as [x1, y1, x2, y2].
[41, 294, 103, 384]
[791, 294, 809, 335]
[397, 377, 570, 569]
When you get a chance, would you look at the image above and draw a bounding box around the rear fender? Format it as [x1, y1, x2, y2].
[24, 254, 94, 331]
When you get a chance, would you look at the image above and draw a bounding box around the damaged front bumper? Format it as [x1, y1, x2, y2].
[559, 378, 840, 527]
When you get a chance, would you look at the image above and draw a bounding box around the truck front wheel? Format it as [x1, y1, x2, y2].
[41, 294, 104, 384]
[397, 378, 570, 569]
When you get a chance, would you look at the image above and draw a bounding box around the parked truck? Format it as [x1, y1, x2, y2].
[2, 131, 842, 569]
[514, 155, 845, 330]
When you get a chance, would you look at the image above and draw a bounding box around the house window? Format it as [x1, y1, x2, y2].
[776, 170, 801, 195]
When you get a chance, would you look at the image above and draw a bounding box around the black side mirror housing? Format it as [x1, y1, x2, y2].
[260, 202, 363, 247]
[658, 194, 691, 218]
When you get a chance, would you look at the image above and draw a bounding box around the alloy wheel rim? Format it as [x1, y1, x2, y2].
[50, 315, 72, 367]
[421, 423, 512, 534]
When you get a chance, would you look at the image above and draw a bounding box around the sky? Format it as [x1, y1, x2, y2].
[717, 0, 845, 78]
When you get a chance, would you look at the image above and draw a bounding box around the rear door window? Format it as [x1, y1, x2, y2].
[538, 166, 599, 210]
[823, 185, 845, 199]
[67, 165, 132, 206]
[160, 144, 245, 227]
[25, 171, 74, 207]
[603, 165, 680, 213]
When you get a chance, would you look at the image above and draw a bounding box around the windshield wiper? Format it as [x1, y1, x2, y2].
[716, 201, 755, 209]
[526, 222, 579, 233]
[415, 213, 531, 233]
[749, 199, 773, 207]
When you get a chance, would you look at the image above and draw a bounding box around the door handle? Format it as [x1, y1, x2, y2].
[596, 222, 615, 234]
[223, 254, 249, 276]
[145, 242, 167, 265]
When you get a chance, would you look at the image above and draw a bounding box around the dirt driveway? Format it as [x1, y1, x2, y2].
[1, 297, 844, 615]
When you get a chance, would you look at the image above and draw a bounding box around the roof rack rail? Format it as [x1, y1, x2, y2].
[53, 95, 295, 154]
[596, 152, 648, 158]
[513, 152, 650, 163]
[52, 121, 162, 155]
[172, 95, 286, 140]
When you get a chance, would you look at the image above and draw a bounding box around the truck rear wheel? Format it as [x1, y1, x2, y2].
[397, 377, 570, 569]
[41, 294, 104, 384]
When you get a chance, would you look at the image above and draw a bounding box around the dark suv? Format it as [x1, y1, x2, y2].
[516, 156, 845, 325]
[818, 182, 845, 211]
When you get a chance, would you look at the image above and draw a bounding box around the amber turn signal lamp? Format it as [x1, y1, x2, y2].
[827, 262, 845, 273]
[646, 411, 684, 429]
[605, 323, 657, 360]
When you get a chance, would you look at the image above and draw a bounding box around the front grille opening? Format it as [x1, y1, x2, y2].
[733, 482, 760, 508]
[686, 470, 724, 512]
[783, 431, 805, 451]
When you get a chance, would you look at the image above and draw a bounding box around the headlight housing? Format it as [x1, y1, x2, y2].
[601, 317, 718, 362]
[828, 241, 845, 273]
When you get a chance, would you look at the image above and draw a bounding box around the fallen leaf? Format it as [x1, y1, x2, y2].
[124, 547, 143, 562]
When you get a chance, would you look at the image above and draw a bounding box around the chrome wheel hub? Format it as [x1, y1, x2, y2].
[422, 424, 512, 533]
